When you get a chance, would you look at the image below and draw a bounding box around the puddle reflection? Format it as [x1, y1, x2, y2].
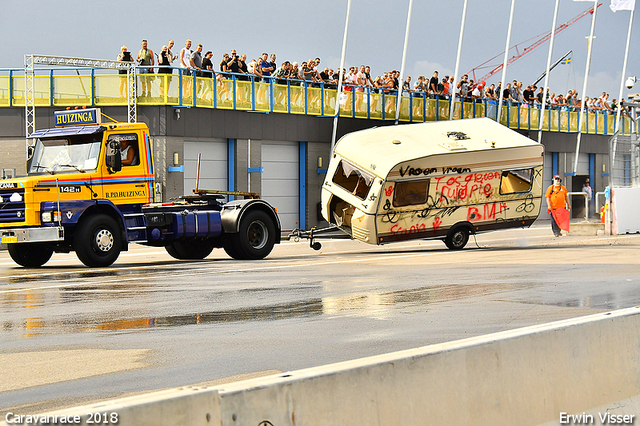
[1, 281, 529, 337]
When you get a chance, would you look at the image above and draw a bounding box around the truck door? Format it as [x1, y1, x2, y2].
[102, 133, 152, 207]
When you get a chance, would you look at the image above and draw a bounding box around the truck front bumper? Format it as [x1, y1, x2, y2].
[1, 226, 64, 244]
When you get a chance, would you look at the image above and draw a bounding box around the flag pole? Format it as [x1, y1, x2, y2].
[449, 0, 468, 121]
[538, 0, 561, 144]
[497, 0, 517, 125]
[330, 0, 352, 153]
[574, 0, 599, 174]
[615, 7, 635, 134]
[395, 0, 414, 125]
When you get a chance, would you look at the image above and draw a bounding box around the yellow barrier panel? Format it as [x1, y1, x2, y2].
[0, 76, 9, 107]
[52, 75, 92, 107]
[559, 110, 568, 132]
[426, 98, 438, 121]
[411, 97, 424, 122]
[369, 92, 383, 120]
[94, 74, 127, 106]
[596, 114, 606, 135]
[215, 77, 234, 110]
[323, 88, 337, 115]
[530, 106, 540, 130]
[11, 76, 49, 107]
[272, 83, 289, 113]
[308, 86, 323, 116]
[438, 99, 451, 121]
[289, 84, 305, 114]
[398, 95, 411, 122]
[339, 91, 353, 118]
[569, 111, 578, 131]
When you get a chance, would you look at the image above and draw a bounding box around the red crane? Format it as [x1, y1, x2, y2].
[466, 3, 600, 84]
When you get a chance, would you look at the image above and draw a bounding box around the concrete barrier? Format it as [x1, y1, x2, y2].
[4, 307, 640, 426]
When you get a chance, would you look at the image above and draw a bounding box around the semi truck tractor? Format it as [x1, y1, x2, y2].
[0, 108, 280, 267]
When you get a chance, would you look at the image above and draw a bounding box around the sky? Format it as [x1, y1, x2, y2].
[1, 0, 638, 101]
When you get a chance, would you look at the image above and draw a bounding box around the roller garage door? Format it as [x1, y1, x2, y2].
[184, 140, 228, 197]
[261, 141, 299, 231]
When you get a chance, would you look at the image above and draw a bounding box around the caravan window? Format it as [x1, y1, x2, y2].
[500, 168, 533, 194]
[393, 179, 430, 207]
[332, 160, 374, 200]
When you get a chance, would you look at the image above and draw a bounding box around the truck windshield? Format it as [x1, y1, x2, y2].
[28, 138, 101, 175]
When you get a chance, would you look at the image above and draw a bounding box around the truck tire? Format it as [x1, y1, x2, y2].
[444, 227, 469, 250]
[227, 210, 276, 260]
[165, 239, 214, 260]
[74, 214, 122, 267]
[8, 243, 53, 267]
[222, 237, 241, 260]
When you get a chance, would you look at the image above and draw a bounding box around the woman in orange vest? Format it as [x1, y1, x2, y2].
[545, 174, 571, 237]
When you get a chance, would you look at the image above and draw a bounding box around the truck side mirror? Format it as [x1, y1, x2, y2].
[26, 145, 35, 172]
[106, 140, 122, 174]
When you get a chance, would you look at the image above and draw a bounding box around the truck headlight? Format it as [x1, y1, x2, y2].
[41, 211, 61, 223]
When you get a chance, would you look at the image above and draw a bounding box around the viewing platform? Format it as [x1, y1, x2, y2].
[0, 66, 634, 135]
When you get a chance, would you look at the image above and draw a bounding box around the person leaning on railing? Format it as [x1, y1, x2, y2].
[117, 45, 134, 99]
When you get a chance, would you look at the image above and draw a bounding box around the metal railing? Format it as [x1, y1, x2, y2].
[0, 66, 634, 135]
[568, 192, 589, 220]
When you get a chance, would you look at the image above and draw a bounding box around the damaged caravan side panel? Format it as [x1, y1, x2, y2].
[321, 118, 544, 250]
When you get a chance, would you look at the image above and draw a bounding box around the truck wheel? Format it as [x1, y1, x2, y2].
[74, 214, 122, 267]
[8, 243, 53, 267]
[228, 210, 276, 260]
[222, 237, 241, 260]
[165, 240, 214, 260]
[444, 227, 469, 250]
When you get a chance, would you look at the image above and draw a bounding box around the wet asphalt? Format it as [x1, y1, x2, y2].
[1, 223, 639, 415]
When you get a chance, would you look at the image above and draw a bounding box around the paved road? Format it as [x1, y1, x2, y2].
[1, 223, 639, 416]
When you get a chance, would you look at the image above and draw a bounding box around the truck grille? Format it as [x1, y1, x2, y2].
[0, 189, 26, 224]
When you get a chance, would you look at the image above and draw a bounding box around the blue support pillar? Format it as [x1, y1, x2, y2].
[228, 138, 235, 201]
[299, 141, 306, 231]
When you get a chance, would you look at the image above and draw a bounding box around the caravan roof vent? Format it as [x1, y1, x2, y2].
[446, 131, 469, 141]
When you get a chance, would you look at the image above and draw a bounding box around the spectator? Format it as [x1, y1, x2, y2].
[502, 82, 511, 103]
[167, 40, 178, 67]
[523, 85, 535, 104]
[471, 83, 483, 102]
[536, 87, 544, 104]
[226, 49, 241, 75]
[429, 71, 439, 98]
[190, 43, 204, 97]
[247, 58, 256, 75]
[218, 53, 230, 102]
[157, 45, 172, 97]
[484, 83, 496, 101]
[239, 54, 249, 78]
[402, 76, 412, 95]
[414, 76, 426, 96]
[355, 65, 367, 110]
[600, 92, 612, 114]
[457, 74, 469, 99]
[137, 39, 154, 97]
[258, 53, 274, 82]
[180, 40, 193, 97]
[201, 50, 214, 101]
[443, 76, 450, 97]
[117, 45, 134, 98]
[364, 66, 375, 87]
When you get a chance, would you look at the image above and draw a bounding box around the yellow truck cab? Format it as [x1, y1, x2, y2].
[0, 108, 280, 267]
[321, 118, 544, 250]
